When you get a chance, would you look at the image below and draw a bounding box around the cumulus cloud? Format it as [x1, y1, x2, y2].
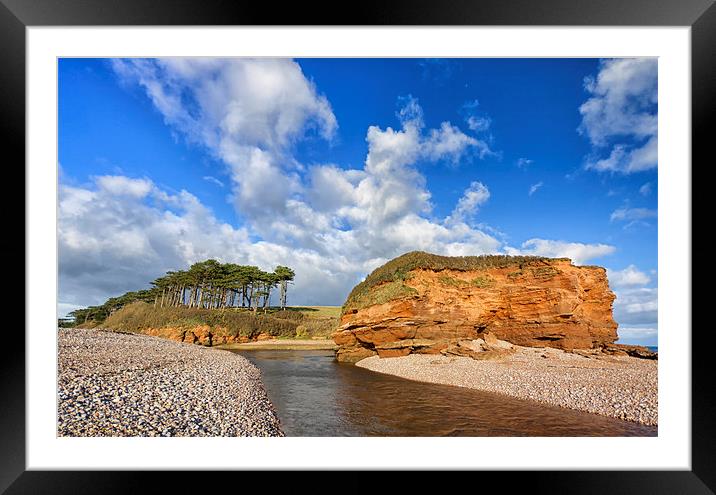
[449, 182, 490, 223]
[394, 95, 493, 164]
[396, 94, 425, 127]
[113, 58, 337, 148]
[111, 58, 337, 223]
[505, 238, 616, 265]
[424, 122, 482, 162]
[608, 265, 651, 287]
[579, 58, 658, 174]
[587, 136, 657, 174]
[96, 175, 153, 198]
[528, 181, 543, 196]
[639, 182, 653, 196]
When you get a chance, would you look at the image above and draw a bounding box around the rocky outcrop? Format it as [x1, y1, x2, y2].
[600, 343, 658, 360]
[333, 251, 620, 362]
[141, 326, 260, 346]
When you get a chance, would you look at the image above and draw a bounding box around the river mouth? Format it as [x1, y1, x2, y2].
[232, 349, 657, 437]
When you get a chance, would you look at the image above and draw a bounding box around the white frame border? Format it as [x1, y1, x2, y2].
[27, 26, 690, 470]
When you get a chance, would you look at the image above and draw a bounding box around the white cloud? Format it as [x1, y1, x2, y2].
[306, 165, 363, 213]
[461, 100, 491, 133]
[466, 116, 491, 132]
[608, 265, 651, 287]
[203, 176, 224, 187]
[639, 182, 653, 196]
[459, 99, 496, 154]
[450, 181, 490, 222]
[613, 287, 658, 325]
[610, 207, 657, 222]
[396, 94, 425, 127]
[579, 59, 657, 145]
[394, 95, 493, 164]
[586, 136, 657, 174]
[505, 238, 616, 265]
[424, 122, 482, 162]
[96, 175, 153, 198]
[528, 181, 543, 196]
[579, 58, 657, 174]
[111, 58, 337, 222]
[516, 158, 533, 168]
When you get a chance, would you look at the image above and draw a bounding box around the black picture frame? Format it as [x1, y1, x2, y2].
[3, 0, 711, 491]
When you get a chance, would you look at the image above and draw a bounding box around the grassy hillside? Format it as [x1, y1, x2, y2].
[342, 250, 567, 314]
[101, 302, 340, 340]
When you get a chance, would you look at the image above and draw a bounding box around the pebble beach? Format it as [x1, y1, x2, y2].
[356, 344, 658, 426]
[57, 328, 284, 436]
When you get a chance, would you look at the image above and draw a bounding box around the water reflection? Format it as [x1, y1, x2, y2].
[233, 350, 657, 437]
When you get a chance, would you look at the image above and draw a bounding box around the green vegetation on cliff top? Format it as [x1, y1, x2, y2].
[101, 302, 340, 340]
[342, 251, 570, 314]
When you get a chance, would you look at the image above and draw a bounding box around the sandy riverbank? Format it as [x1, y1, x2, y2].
[58, 328, 284, 436]
[216, 339, 337, 351]
[356, 344, 658, 426]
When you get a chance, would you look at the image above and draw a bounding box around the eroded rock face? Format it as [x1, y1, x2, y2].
[333, 255, 618, 362]
[142, 326, 252, 346]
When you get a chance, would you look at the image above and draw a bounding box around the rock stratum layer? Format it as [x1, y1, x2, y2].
[333, 251, 621, 363]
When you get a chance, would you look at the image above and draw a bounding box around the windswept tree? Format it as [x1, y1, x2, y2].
[273, 266, 295, 310]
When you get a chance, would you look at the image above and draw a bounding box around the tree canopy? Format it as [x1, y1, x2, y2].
[68, 260, 296, 325]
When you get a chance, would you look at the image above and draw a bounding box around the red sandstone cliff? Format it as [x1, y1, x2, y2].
[333, 251, 619, 362]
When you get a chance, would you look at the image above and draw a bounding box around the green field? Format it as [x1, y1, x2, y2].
[286, 306, 342, 318]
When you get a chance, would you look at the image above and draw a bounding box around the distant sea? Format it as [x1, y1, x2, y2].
[646, 346, 658, 353]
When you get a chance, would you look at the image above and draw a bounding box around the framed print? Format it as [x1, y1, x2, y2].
[3, 0, 713, 492]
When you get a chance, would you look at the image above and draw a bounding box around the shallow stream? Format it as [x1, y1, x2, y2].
[232, 349, 657, 437]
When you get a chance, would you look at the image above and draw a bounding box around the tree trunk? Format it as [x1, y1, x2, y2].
[263, 285, 270, 312]
[199, 283, 206, 308]
[280, 280, 287, 310]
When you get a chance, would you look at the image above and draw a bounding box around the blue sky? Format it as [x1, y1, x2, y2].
[58, 58, 658, 345]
